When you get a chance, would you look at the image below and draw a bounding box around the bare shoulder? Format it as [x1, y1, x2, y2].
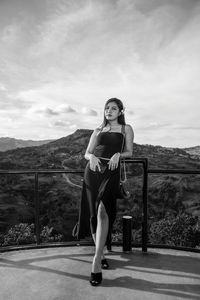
[125, 124, 134, 134]
[86, 127, 101, 149]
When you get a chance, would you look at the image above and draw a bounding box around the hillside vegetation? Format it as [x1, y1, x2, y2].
[0, 137, 53, 152]
[0, 129, 200, 247]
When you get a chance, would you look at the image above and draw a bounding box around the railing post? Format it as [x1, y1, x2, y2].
[34, 172, 40, 245]
[142, 159, 148, 252]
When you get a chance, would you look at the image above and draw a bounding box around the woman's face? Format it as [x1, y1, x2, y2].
[105, 101, 121, 121]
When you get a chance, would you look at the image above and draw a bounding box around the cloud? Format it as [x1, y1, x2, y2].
[81, 107, 98, 116]
[69, 124, 77, 130]
[33, 107, 60, 117]
[136, 122, 200, 137]
[126, 109, 135, 115]
[0, 83, 7, 91]
[54, 120, 70, 127]
[1, 23, 21, 45]
[0, 93, 32, 111]
[0, 0, 200, 147]
[15, 83, 90, 108]
[44, 108, 59, 117]
[29, 1, 99, 56]
[170, 124, 200, 131]
[57, 104, 77, 114]
[136, 122, 171, 131]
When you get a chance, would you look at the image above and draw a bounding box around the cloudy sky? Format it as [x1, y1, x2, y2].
[0, 0, 200, 147]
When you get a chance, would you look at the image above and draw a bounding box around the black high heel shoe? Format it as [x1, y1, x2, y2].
[89, 272, 102, 286]
[101, 258, 109, 269]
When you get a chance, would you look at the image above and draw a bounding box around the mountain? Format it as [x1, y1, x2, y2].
[0, 129, 200, 243]
[0, 129, 199, 170]
[0, 137, 54, 152]
[183, 146, 200, 158]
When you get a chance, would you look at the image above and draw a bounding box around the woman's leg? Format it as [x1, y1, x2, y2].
[92, 233, 106, 260]
[92, 201, 109, 273]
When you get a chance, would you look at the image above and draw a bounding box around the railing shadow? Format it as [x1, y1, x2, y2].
[1, 248, 200, 299]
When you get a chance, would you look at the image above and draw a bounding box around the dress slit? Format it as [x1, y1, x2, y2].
[77, 163, 119, 243]
[77, 128, 124, 243]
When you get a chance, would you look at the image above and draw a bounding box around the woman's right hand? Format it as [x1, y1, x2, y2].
[89, 154, 101, 172]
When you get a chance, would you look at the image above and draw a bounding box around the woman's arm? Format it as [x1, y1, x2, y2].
[84, 128, 99, 160]
[84, 128, 101, 171]
[108, 124, 134, 170]
[120, 124, 134, 158]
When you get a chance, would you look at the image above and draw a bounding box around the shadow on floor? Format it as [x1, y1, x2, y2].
[0, 248, 200, 299]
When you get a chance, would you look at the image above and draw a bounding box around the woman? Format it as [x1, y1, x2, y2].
[77, 98, 134, 286]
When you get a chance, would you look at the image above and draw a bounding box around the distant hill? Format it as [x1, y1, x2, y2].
[0, 129, 199, 170]
[0, 129, 199, 242]
[183, 146, 200, 158]
[0, 137, 54, 152]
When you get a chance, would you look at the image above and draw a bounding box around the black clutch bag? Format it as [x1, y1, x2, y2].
[117, 160, 130, 199]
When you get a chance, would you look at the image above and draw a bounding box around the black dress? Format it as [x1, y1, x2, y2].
[77, 126, 125, 243]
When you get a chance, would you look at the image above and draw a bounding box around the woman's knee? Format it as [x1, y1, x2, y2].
[98, 203, 108, 220]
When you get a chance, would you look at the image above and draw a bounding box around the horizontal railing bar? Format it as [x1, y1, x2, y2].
[0, 158, 148, 175]
[148, 169, 200, 175]
[1, 168, 200, 175]
[0, 170, 84, 175]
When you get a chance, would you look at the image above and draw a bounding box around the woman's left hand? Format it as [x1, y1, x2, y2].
[108, 152, 120, 170]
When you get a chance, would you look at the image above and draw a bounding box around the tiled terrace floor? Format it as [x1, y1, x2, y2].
[0, 246, 200, 300]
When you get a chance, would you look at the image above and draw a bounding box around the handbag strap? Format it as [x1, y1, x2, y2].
[120, 125, 127, 183]
[120, 124, 125, 152]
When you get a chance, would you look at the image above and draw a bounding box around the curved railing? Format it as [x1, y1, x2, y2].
[0, 158, 200, 253]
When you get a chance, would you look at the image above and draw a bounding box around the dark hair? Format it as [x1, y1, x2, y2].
[100, 98, 126, 129]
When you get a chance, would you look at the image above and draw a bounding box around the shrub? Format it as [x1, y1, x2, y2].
[40, 226, 63, 243]
[3, 223, 35, 246]
[1, 223, 63, 246]
[149, 213, 200, 248]
[112, 232, 122, 242]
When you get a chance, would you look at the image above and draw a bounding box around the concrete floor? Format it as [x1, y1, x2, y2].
[0, 246, 200, 300]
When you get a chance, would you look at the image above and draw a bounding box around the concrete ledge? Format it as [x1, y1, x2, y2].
[0, 246, 200, 300]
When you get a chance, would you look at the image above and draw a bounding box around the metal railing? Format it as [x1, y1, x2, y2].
[0, 158, 148, 251]
[147, 166, 200, 253]
[0, 158, 200, 253]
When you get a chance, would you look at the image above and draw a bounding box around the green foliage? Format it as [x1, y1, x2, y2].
[1, 223, 63, 247]
[112, 232, 122, 242]
[0, 130, 200, 248]
[39, 177, 79, 240]
[40, 226, 63, 243]
[149, 213, 200, 248]
[2, 223, 35, 246]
